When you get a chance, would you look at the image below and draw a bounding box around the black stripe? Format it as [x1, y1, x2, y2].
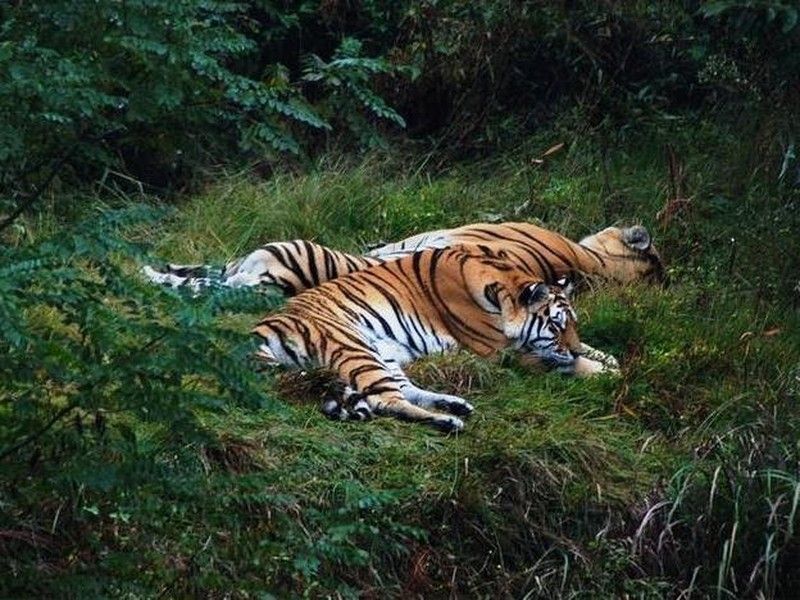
[578, 244, 607, 267]
[321, 246, 337, 281]
[269, 320, 302, 365]
[262, 244, 313, 291]
[428, 249, 498, 345]
[301, 240, 321, 286]
[349, 364, 390, 380]
[506, 225, 577, 273]
[286, 241, 315, 290]
[356, 267, 425, 354]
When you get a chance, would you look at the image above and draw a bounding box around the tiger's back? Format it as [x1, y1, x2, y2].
[368, 221, 665, 285]
[144, 221, 664, 296]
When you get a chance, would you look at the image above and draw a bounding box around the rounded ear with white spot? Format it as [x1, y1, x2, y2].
[556, 276, 576, 299]
[519, 282, 549, 306]
[622, 225, 651, 251]
[483, 283, 500, 309]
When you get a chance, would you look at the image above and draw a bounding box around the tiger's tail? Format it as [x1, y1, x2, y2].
[141, 262, 228, 293]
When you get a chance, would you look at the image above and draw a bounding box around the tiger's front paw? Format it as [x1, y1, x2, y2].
[572, 355, 620, 378]
[579, 343, 620, 373]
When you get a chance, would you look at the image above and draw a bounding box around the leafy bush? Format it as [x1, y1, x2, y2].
[0, 0, 406, 198]
[3, 0, 798, 202]
[0, 205, 282, 593]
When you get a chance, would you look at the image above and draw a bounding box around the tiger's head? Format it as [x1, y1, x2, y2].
[501, 281, 583, 370]
[453, 246, 583, 372]
[579, 225, 665, 285]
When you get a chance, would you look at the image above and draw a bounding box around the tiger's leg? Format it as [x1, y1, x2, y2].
[577, 342, 620, 375]
[517, 345, 619, 377]
[546, 343, 620, 377]
[223, 242, 381, 294]
[329, 363, 474, 419]
[400, 384, 474, 416]
[332, 384, 466, 430]
[336, 354, 465, 432]
[384, 360, 474, 416]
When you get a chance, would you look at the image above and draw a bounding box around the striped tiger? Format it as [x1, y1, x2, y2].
[142, 222, 663, 295]
[251, 244, 616, 432]
[368, 222, 665, 285]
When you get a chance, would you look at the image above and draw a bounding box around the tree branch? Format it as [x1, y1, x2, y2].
[0, 147, 77, 235]
[0, 402, 77, 462]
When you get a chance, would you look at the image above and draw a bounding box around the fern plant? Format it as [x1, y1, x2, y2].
[0, 204, 285, 448]
[0, 204, 286, 592]
[302, 37, 410, 148]
[0, 0, 408, 199]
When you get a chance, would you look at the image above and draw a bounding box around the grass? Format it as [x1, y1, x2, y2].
[3, 116, 800, 597]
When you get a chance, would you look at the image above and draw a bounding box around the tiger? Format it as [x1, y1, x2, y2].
[142, 222, 664, 296]
[368, 222, 665, 285]
[251, 244, 617, 433]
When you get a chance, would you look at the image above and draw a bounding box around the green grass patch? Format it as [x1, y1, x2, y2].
[3, 117, 800, 597]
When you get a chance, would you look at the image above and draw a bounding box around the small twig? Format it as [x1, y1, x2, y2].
[0, 403, 77, 462]
[0, 127, 124, 235]
[0, 148, 77, 235]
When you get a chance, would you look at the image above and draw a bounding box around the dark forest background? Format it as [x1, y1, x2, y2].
[3, 1, 798, 194]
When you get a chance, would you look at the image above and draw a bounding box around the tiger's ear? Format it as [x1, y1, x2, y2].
[555, 276, 575, 299]
[483, 283, 500, 309]
[622, 225, 651, 251]
[519, 282, 549, 306]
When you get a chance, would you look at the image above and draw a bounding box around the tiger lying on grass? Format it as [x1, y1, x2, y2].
[143, 222, 664, 295]
[251, 244, 618, 432]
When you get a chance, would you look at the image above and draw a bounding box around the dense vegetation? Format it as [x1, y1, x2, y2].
[1, 1, 799, 597]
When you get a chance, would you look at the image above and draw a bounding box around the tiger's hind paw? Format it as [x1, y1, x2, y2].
[440, 398, 474, 416]
[349, 398, 373, 421]
[321, 398, 373, 422]
[431, 415, 465, 433]
[402, 387, 474, 416]
[321, 399, 349, 421]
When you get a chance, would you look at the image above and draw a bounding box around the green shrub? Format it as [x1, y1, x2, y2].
[0, 204, 283, 594]
[0, 0, 406, 198]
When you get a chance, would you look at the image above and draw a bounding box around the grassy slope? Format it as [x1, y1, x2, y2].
[134, 118, 800, 597]
[12, 118, 799, 597]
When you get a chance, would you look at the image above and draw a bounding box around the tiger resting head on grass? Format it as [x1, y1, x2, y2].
[251, 244, 617, 433]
